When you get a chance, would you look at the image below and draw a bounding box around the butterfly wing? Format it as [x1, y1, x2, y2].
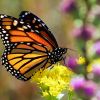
[19, 11, 58, 48]
[0, 15, 17, 47]
[0, 14, 32, 47]
[0, 14, 54, 51]
[2, 43, 51, 80]
[0, 14, 55, 80]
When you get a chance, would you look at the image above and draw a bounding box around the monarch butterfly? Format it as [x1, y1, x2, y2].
[0, 11, 67, 81]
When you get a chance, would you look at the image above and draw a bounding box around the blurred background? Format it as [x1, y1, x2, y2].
[0, 0, 74, 100]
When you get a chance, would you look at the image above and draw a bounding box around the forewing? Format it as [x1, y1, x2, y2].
[0, 14, 53, 51]
[19, 11, 58, 48]
[0, 14, 30, 47]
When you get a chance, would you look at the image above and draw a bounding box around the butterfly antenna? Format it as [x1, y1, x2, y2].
[67, 48, 78, 53]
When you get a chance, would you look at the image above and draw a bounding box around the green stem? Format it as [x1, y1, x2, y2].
[81, 0, 91, 80]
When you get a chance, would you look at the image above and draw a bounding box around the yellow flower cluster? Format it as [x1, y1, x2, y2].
[76, 56, 86, 65]
[31, 63, 74, 97]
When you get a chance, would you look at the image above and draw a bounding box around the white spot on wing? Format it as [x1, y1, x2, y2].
[0, 15, 4, 18]
[25, 12, 28, 15]
[5, 37, 8, 39]
[13, 20, 18, 26]
[35, 30, 39, 33]
[2, 30, 6, 33]
[34, 18, 36, 21]
[38, 19, 41, 22]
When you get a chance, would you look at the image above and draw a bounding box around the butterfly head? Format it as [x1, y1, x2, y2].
[48, 47, 67, 64]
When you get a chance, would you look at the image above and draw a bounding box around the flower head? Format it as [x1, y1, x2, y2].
[71, 77, 85, 90]
[59, 0, 76, 13]
[76, 57, 86, 65]
[71, 77, 97, 98]
[31, 63, 74, 97]
[87, 59, 100, 81]
[71, 25, 95, 40]
[84, 81, 97, 96]
[65, 56, 85, 74]
[67, 57, 78, 69]
[87, 59, 100, 73]
[93, 41, 100, 55]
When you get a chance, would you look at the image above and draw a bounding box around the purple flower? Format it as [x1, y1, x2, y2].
[67, 57, 78, 70]
[59, 0, 76, 13]
[71, 77, 85, 90]
[65, 57, 84, 73]
[71, 25, 95, 40]
[83, 81, 97, 96]
[81, 26, 93, 40]
[71, 27, 81, 37]
[71, 77, 97, 98]
[93, 41, 100, 55]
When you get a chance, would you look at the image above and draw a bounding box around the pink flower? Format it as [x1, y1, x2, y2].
[67, 57, 78, 70]
[59, 0, 76, 13]
[71, 77, 97, 98]
[65, 57, 85, 74]
[71, 77, 85, 90]
[84, 81, 97, 96]
[71, 25, 95, 40]
[93, 41, 100, 55]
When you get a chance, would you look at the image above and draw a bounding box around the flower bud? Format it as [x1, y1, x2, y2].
[83, 81, 96, 97]
[71, 77, 85, 91]
[71, 25, 95, 40]
[67, 57, 77, 70]
[59, 0, 76, 13]
[71, 77, 97, 99]
[65, 57, 85, 74]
